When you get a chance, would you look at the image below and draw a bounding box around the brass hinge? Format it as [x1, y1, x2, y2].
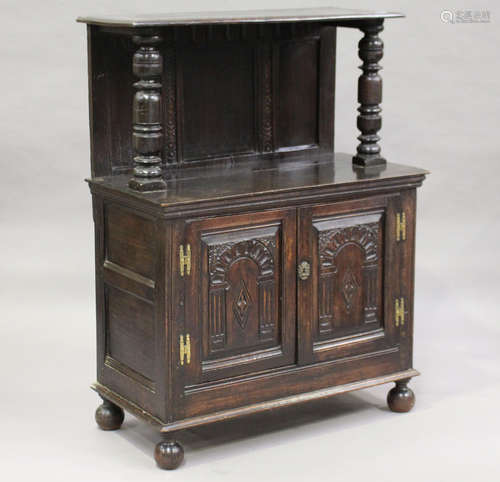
[179, 244, 191, 277]
[395, 297, 405, 327]
[179, 334, 191, 365]
[396, 212, 406, 242]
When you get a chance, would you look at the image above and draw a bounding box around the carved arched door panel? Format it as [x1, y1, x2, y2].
[298, 195, 401, 365]
[183, 208, 296, 385]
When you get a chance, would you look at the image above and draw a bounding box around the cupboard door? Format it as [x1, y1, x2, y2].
[298, 196, 400, 364]
[182, 209, 296, 386]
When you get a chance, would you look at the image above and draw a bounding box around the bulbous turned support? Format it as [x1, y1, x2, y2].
[154, 439, 184, 470]
[128, 33, 167, 192]
[353, 20, 386, 167]
[387, 378, 415, 413]
[95, 397, 124, 430]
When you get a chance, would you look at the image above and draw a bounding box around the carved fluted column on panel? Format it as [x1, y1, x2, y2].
[353, 21, 386, 167]
[258, 278, 275, 341]
[318, 269, 336, 335]
[362, 263, 378, 323]
[128, 33, 167, 192]
[209, 287, 226, 351]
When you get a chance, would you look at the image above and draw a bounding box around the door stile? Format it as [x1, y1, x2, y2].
[297, 207, 314, 365]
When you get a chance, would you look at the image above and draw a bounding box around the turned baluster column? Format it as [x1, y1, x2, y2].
[353, 20, 386, 167]
[128, 33, 167, 192]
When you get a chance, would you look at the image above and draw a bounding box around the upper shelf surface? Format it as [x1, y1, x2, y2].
[77, 6, 403, 27]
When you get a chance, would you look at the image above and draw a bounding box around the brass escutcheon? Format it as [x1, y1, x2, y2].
[298, 260, 311, 281]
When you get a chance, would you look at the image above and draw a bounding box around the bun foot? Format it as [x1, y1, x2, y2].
[154, 440, 184, 470]
[95, 398, 124, 430]
[387, 379, 415, 413]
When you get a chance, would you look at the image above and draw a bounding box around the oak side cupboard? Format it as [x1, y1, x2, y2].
[77, 6, 427, 470]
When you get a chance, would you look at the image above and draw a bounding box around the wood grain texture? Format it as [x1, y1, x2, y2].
[105, 204, 155, 279]
[87, 154, 427, 217]
[106, 285, 155, 382]
[276, 38, 319, 150]
[179, 43, 257, 161]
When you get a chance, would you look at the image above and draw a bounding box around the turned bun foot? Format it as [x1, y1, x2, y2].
[154, 440, 184, 470]
[387, 379, 415, 413]
[95, 398, 124, 430]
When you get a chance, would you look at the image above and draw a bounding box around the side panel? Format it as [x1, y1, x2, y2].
[397, 189, 417, 371]
[93, 196, 169, 421]
[87, 26, 134, 176]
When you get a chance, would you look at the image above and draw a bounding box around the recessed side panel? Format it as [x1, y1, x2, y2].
[276, 38, 320, 150]
[179, 43, 257, 161]
[87, 27, 134, 176]
[105, 285, 155, 385]
[105, 204, 155, 279]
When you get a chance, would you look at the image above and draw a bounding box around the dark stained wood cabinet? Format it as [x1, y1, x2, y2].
[78, 7, 427, 470]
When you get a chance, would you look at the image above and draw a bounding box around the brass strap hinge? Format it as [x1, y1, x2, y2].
[396, 212, 406, 242]
[395, 297, 405, 327]
[179, 334, 191, 365]
[179, 244, 191, 277]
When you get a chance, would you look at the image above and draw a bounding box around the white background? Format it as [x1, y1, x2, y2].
[1, 0, 499, 480]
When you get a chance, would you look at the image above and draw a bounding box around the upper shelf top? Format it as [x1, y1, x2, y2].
[77, 6, 404, 28]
